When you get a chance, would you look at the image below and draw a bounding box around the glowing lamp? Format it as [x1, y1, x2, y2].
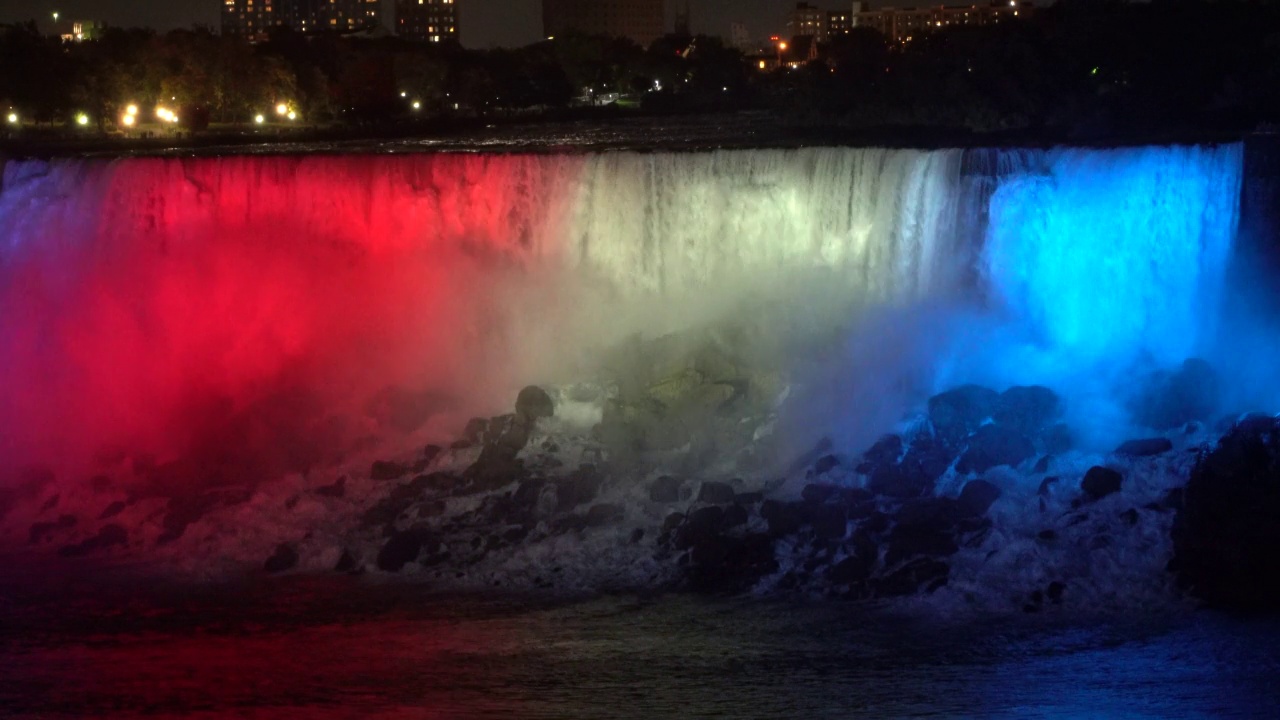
[287, 111, 297, 121]
[778, 41, 788, 51]
[125, 104, 138, 116]
[255, 114, 265, 124]
[276, 103, 289, 116]
[412, 101, 421, 110]
[758, 60, 766, 69]
[121, 114, 135, 127]
[75, 113, 89, 126]
[5, 112, 16, 124]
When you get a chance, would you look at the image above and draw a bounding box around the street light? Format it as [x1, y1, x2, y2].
[254, 114, 265, 124]
[6, 112, 16, 124]
[121, 114, 135, 127]
[412, 101, 421, 110]
[125, 104, 138, 117]
[276, 103, 289, 116]
[286, 111, 297, 121]
[75, 113, 89, 126]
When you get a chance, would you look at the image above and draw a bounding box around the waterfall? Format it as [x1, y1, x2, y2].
[0, 145, 1245, 484]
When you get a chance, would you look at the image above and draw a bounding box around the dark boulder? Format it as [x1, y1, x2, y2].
[697, 481, 737, 505]
[1115, 437, 1174, 457]
[885, 527, 959, 567]
[828, 553, 874, 585]
[1132, 358, 1219, 430]
[760, 500, 806, 537]
[929, 385, 999, 450]
[994, 386, 1062, 438]
[1080, 466, 1123, 501]
[876, 558, 950, 597]
[858, 434, 904, 471]
[263, 543, 300, 574]
[958, 479, 1002, 517]
[98, 501, 127, 520]
[895, 497, 962, 530]
[648, 476, 682, 503]
[585, 503, 624, 527]
[1043, 423, 1073, 454]
[371, 461, 410, 481]
[866, 437, 951, 499]
[721, 503, 750, 530]
[515, 386, 555, 421]
[687, 533, 778, 593]
[957, 424, 1035, 474]
[377, 530, 425, 572]
[811, 454, 840, 476]
[811, 505, 849, 540]
[1173, 416, 1280, 610]
[801, 483, 840, 504]
[555, 465, 603, 510]
[315, 476, 347, 498]
[58, 524, 128, 558]
[676, 506, 725, 550]
[335, 549, 359, 573]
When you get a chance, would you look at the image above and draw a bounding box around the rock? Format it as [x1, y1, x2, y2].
[801, 483, 839, 504]
[1043, 423, 1073, 454]
[828, 554, 873, 585]
[721, 503, 750, 530]
[1115, 437, 1174, 457]
[422, 445, 443, 466]
[1046, 581, 1066, 604]
[263, 543, 300, 574]
[1080, 466, 1123, 501]
[1038, 529, 1058, 541]
[994, 386, 1062, 438]
[515, 386, 555, 420]
[29, 514, 77, 544]
[696, 481, 737, 505]
[810, 505, 848, 540]
[876, 558, 950, 597]
[377, 531, 424, 572]
[648, 476, 682, 504]
[585, 503, 624, 527]
[370, 461, 410, 481]
[1033, 455, 1052, 474]
[928, 385, 999, 450]
[676, 506, 725, 550]
[687, 533, 778, 593]
[98, 501, 127, 520]
[958, 479, 1002, 517]
[859, 434, 904, 470]
[1172, 416, 1280, 610]
[956, 424, 1035, 474]
[884, 526, 959, 567]
[1119, 508, 1140, 526]
[57, 524, 128, 558]
[1132, 358, 1219, 430]
[315, 476, 347, 498]
[760, 500, 806, 537]
[335, 549, 359, 573]
[895, 497, 962, 530]
[866, 437, 950, 499]
[735, 492, 764, 505]
[811, 455, 840, 476]
[1038, 476, 1059, 496]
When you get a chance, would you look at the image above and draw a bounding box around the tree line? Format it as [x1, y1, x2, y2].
[2, 0, 1279, 140]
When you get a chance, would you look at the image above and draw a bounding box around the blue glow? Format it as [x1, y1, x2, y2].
[982, 145, 1242, 370]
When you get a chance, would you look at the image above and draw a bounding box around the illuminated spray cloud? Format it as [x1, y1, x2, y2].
[0, 145, 1248, 494]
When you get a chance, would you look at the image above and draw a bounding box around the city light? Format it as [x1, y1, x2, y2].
[778, 41, 788, 51]
[412, 101, 421, 110]
[155, 107, 179, 123]
[75, 113, 89, 126]
[255, 114, 265, 124]
[5, 112, 16, 124]
[125, 104, 138, 117]
[400, 91, 407, 98]
[276, 103, 289, 116]
[759, 60, 767, 69]
[287, 111, 297, 121]
[121, 114, 135, 127]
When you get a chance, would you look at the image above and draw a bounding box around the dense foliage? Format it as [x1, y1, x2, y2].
[1, 0, 1278, 138]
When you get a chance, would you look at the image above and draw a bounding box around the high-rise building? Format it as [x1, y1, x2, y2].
[221, 0, 382, 41]
[542, 0, 666, 48]
[788, 3, 827, 42]
[828, 9, 853, 38]
[395, 0, 459, 43]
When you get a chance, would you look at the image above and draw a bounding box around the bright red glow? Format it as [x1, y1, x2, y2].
[0, 154, 584, 493]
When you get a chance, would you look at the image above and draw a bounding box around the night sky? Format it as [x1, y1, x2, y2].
[0, 1, 949, 48]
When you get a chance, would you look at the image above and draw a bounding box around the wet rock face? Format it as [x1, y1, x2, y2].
[1080, 466, 1123, 501]
[929, 385, 999, 451]
[515, 386, 555, 421]
[956, 424, 1035, 474]
[1131, 358, 1219, 430]
[1115, 437, 1174, 457]
[1173, 416, 1280, 611]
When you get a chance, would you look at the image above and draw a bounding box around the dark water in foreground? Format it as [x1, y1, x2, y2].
[1, 574, 1279, 719]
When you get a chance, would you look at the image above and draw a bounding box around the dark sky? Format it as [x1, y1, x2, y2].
[0, 1, 991, 48]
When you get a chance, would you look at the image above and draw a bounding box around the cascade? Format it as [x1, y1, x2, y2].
[0, 145, 1245, 490]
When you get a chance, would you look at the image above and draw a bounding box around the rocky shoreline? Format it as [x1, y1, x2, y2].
[3, 333, 1277, 614]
